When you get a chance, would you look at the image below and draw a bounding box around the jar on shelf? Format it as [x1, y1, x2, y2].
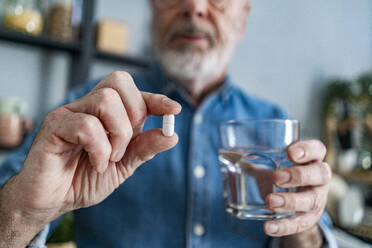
[4, 0, 43, 35]
[47, 0, 74, 42]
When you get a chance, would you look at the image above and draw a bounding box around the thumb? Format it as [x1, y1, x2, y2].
[118, 128, 178, 177]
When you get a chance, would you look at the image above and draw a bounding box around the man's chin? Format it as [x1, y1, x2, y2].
[167, 43, 210, 54]
[156, 48, 223, 83]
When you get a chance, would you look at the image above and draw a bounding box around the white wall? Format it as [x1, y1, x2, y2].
[0, 44, 69, 118]
[231, 0, 372, 138]
[0, 0, 371, 139]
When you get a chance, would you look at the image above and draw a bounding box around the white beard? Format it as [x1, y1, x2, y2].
[154, 38, 237, 89]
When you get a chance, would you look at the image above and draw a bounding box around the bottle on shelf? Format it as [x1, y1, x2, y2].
[46, 0, 76, 42]
[3, 0, 43, 36]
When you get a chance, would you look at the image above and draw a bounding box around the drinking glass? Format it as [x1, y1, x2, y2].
[219, 119, 299, 220]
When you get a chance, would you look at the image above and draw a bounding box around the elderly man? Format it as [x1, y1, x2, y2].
[0, 0, 335, 247]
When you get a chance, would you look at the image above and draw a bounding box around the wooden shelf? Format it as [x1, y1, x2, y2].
[0, 0, 150, 88]
[337, 171, 372, 185]
[0, 28, 80, 53]
[0, 28, 150, 69]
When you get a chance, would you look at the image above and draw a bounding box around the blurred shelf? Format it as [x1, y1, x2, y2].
[95, 50, 150, 68]
[0, 28, 150, 69]
[337, 171, 372, 185]
[0, 28, 79, 53]
[0, 0, 149, 88]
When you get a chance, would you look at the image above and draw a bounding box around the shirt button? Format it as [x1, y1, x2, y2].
[194, 114, 203, 125]
[194, 165, 205, 179]
[193, 224, 205, 236]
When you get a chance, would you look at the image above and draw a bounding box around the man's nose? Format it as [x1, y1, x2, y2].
[180, 0, 208, 19]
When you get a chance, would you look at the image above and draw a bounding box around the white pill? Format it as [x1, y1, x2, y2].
[162, 115, 175, 136]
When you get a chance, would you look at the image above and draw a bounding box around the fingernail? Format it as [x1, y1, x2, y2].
[267, 224, 279, 234]
[270, 195, 284, 208]
[291, 146, 305, 160]
[276, 171, 290, 185]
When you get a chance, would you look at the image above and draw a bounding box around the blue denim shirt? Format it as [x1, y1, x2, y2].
[0, 64, 337, 248]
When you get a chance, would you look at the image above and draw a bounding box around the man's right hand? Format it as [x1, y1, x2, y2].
[0, 71, 181, 248]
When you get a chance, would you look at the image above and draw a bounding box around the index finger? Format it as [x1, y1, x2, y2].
[93, 71, 181, 136]
[141, 92, 182, 116]
[93, 71, 147, 129]
[288, 140, 327, 164]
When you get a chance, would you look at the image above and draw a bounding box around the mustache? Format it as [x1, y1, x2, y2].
[166, 22, 216, 45]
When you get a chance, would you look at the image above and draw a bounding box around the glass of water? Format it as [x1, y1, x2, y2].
[219, 119, 299, 220]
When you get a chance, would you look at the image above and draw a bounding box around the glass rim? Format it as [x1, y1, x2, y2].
[220, 118, 299, 127]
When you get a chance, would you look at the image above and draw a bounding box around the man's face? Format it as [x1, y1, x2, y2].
[151, 0, 251, 83]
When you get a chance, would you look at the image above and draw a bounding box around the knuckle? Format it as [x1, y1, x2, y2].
[80, 116, 99, 136]
[95, 88, 120, 114]
[111, 70, 133, 82]
[290, 167, 305, 185]
[97, 88, 120, 104]
[284, 194, 296, 211]
[78, 116, 111, 158]
[292, 195, 302, 211]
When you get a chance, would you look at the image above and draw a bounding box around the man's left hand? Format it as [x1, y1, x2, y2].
[264, 140, 332, 237]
